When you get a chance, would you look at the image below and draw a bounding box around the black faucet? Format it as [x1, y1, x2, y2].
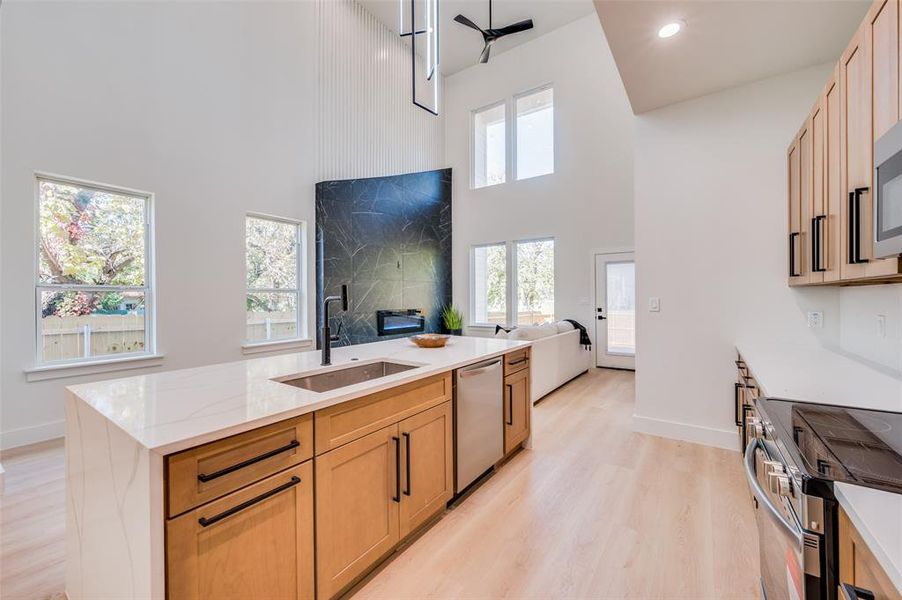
[321, 284, 348, 366]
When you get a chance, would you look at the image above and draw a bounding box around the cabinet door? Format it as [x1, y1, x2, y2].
[167, 462, 314, 600]
[788, 137, 804, 285]
[841, 22, 874, 280]
[800, 121, 814, 283]
[825, 68, 843, 282]
[315, 424, 400, 600]
[811, 101, 826, 284]
[503, 368, 530, 455]
[398, 401, 453, 538]
[838, 507, 902, 600]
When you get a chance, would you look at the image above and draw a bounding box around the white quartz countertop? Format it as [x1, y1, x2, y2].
[834, 483, 902, 593]
[736, 338, 902, 593]
[67, 336, 529, 455]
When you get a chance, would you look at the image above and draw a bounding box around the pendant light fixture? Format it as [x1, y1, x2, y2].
[399, 0, 440, 116]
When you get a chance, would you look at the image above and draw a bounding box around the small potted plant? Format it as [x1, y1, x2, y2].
[442, 305, 463, 336]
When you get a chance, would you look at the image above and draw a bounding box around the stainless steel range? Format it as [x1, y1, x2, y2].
[745, 398, 902, 600]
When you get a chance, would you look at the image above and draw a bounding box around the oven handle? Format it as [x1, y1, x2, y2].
[743, 439, 803, 545]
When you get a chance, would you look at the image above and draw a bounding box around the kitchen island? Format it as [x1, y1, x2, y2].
[65, 336, 531, 600]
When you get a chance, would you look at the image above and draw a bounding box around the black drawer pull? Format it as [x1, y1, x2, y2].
[734, 382, 743, 427]
[403, 432, 411, 496]
[392, 436, 401, 503]
[197, 439, 300, 483]
[198, 476, 300, 527]
[506, 384, 514, 426]
[507, 357, 529, 367]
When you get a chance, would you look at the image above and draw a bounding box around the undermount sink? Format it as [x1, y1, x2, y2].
[275, 361, 418, 393]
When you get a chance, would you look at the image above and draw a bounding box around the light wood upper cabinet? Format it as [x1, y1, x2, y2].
[167, 462, 314, 600]
[810, 101, 827, 284]
[825, 68, 843, 282]
[788, 137, 804, 284]
[504, 368, 530, 455]
[315, 424, 400, 600]
[398, 402, 454, 538]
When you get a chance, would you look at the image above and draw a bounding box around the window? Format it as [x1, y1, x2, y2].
[470, 243, 507, 326]
[515, 86, 554, 180]
[36, 175, 154, 365]
[605, 261, 636, 355]
[245, 215, 305, 343]
[472, 102, 506, 189]
[515, 238, 554, 326]
[469, 238, 555, 327]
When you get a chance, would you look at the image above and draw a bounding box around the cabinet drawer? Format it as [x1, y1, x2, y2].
[167, 414, 313, 517]
[167, 461, 314, 600]
[314, 372, 451, 455]
[503, 349, 530, 376]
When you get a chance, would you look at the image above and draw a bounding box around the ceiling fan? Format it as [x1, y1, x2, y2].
[453, 0, 534, 64]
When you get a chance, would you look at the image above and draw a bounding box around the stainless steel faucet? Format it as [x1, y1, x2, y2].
[321, 284, 348, 366]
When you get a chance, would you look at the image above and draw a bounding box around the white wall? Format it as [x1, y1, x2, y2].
[0, 0, 444, 449]
[839, 284, 902, 372]
[633, 63, 842, 450]
[445, 14, 634, 337]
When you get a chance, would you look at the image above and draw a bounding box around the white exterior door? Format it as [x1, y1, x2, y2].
[594, 253, 636, 370]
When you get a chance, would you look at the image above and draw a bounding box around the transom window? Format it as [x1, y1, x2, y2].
[245, 214, 306, 343]
[472, 102, 507, 189]
[36, 174, 154, 365]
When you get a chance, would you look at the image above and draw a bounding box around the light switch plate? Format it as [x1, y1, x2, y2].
[877, 314, 886, 338]
[648, 297, 660, 312]
[807, 311, 823, 329]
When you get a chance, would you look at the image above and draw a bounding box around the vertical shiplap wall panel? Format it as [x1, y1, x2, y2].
[316, 0, 445, 181]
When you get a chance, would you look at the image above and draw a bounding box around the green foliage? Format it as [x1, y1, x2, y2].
[99, 292, 124, 311]
[246, 217, 298, 290]
[442, 305, 463, 330]
[484, 245, 506, 313]
[517, 240, 554, 315]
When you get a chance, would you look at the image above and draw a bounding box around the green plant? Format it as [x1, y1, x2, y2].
[442, 305, 463, 331]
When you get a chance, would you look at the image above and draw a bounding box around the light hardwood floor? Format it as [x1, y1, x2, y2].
[0, 368, 760, 600]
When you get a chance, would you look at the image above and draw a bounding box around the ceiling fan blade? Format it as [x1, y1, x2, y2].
[454, 14, 484, 33]
[493, 19, 534, 37]
[479, 41, 493, 64]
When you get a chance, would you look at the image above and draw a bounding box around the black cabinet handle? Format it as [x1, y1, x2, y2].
[848, 187, 870, 265]
[402, 432, 411, 496]
[506, 384, 514, 426]
[508, 357, 529, 366]
[840, 583, 875, 600]
[197, 439, 300, 483]
[734, 382, 743, 427]
[392, 436, 401, 503]
[789, 232, 801, 277]
[198, 476, 300, 527]
[813, 215, 827, 272]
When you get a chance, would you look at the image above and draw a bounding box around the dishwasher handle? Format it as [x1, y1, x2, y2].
[458, 359, 502, 378]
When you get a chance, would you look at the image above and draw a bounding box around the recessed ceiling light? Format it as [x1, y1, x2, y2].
[657, 21, 684, 39]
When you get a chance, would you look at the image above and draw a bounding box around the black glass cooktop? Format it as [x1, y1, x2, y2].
[759, 398, 902, 495]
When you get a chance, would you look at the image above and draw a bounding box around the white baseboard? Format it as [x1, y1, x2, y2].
[631, 414, 738, 451]
[0, 419, 64, 450]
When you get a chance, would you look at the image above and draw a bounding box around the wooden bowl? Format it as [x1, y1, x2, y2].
[410, 334, 451, 348]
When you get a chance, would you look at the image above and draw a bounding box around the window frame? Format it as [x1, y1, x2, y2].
[470, 99, 509, 190]
[469, 236, 556, 328]
[513, 83, 555, 182]
[244, 212, 308, 346]
[33, 172, 156, 368]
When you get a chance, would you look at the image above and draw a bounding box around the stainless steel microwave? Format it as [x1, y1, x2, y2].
[874, 119, 902, 257]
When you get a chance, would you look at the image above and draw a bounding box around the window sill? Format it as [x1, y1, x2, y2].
[25, 353, 165, 382]
[241, 338, 313, 355]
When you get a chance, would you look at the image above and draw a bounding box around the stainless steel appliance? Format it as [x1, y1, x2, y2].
[874, 119, 902, 258]
[745, 398, 902, 599]
[454, 358, 503, 494]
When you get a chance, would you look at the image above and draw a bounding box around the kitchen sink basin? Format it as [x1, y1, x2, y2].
[275, 361, 418, 393]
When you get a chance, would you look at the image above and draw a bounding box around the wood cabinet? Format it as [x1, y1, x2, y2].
[503, 367, 530, 455]
[315, 425, 401, 600]
[167, 462, 314, 600]
[838, 507, 902, 600]
[787, 0, 902, 286]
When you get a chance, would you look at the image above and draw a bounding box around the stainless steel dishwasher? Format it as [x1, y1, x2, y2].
[454, 357, 504, 494]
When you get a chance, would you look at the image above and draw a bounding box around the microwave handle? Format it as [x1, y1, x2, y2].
[839, 583, 876, 600]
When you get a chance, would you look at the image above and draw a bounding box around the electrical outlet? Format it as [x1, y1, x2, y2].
[876, 314, 886, 338]
[648, 297, 660, 312]
[807, 311, 823, 329]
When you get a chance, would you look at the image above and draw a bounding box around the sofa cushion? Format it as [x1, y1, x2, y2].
[555, 321, 575, 333]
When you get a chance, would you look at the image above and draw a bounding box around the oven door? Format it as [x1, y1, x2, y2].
[744, 439, 807, 600]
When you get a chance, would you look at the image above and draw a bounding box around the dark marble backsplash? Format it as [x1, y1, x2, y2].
[315, 168, 452, 347]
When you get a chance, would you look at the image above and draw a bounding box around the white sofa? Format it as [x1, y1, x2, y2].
[495, 322, 592, 402]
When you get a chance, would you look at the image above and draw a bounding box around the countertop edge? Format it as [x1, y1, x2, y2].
[71, 341, 531, 456]
[833, 483, 902, 595]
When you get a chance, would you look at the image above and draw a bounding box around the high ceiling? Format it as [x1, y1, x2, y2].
[594, 0, 870, 114]
[359, 0, 596, 76]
